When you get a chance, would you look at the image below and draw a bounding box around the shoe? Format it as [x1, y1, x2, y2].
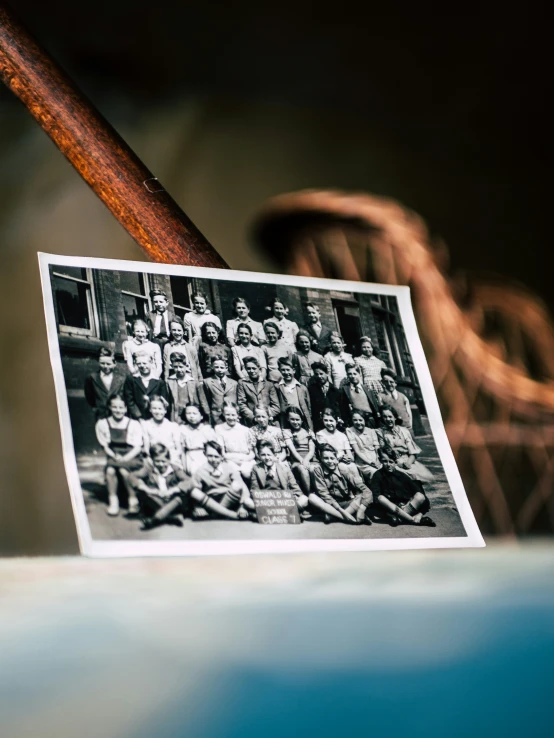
[419, 516, 436, 527]
[300, 511, 312, 520]
[106, 500, 119, 516]
[388, 515, 399, 527]
[140, 516, 156, 530]
[166, 516, 184, 527]
[128, 500, 140, 515]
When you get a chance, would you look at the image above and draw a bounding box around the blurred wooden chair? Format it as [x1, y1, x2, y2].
[253, 190, 554, 536]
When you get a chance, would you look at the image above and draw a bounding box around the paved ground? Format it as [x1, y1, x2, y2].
[79, 434, 466, 542]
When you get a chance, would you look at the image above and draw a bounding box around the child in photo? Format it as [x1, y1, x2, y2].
[184, 291, 221, 343]
[95, 393, 143, 516]
[123, 352, 171, 420]
[263, 297, 299, 348]
[122, 319, 162, 378]
[250, 439, 310, 519]
[354, 336, 387, 393]
[179, 402, 217, 477]
[166, 352, 210, 423]
[248, 404, 287, 462]
[324, 331, 354, 388]
[370, 446, 435, 527]
[275, 357, 313, 430]
[197, 321, 232, 378]
[291, 329, 326, 386]
[339, 362, 380, 428]
[345, 410, 381, 483]
[236, 356, 280, 427]
[203, 357, 238, 426]
[226, 297, 265, 347]
[311, 444, 372, 524]
[232, 322, 267, 381]
[308, 360, 343, 431]
[282, 406, 317, 497]
[377, 407, 433, 482]
[302, 301, 334, 354]
[128, 444, 188, 530]
[263, 321, 292, 383]
[140, 395, 182, 466]
[147, 288, 174, 350]
[84, 346, 126, 419]
[163, 318, 200, 380]
[215, 401, 255, 480]
[189, 440, 253, 520]
[316, 407, 354, 471]
[378, 369, 413, 431]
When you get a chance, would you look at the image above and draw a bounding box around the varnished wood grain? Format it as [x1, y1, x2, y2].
[0, 4, 228, 269]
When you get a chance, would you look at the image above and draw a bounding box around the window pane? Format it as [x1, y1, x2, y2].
[119, 271, 146, 295]
[53, 276, 91, 329]
[53, 266, 87, 281]
[170, 276, 191, 309]
[122, 293, 148, 334]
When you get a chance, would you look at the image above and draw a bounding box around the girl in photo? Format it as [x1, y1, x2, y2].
[354, 336, 387, 393]
[282, 406, 317, 496]
[163, 319, 200, 380]
[324, 332, 354, 388]
[316, 407, 355, 470]
[345, 409, 381, 483]
[263, 297, 299, 348]
[179, 402, 217, 477]
[226, 297, 265, 346]
[123, 319, 162, 378]
[183, 291, 221, 343]
[292, 329, 325, 386]
[232, 322, 267, 381]
[248, 404, 287, 462]
[215, 401, 256, 480]
[377, 407, 433, 482]
[197, 321, 232, 378]
[263, 321, 292, 383]
[95, 393, 144, 516]
[378, 369, 413, 431]
[140, 395, 182, 467]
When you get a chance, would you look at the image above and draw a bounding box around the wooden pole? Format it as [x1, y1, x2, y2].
[0, 4, 229, 269]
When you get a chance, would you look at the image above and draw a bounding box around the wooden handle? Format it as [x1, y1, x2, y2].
[0, 4, 229, 269]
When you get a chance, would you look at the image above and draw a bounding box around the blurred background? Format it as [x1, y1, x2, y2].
[0, 2, 552, 555]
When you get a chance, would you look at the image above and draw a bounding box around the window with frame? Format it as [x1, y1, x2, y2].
[52, 266, 98, 336]
[169, 276, 193, 320]
[119, 272, 150, 334]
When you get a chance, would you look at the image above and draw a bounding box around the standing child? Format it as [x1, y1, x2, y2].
[291, 329, 326, 386]
[316, 407, 354, 471]
[226, 297, 265, 347]
[163, 319, 200, 380]
[123, 352, 171, 420]
[122, 319, 162, 379]
[147, 289, 174, 351]
[215, 401, 255, 481]
[236, 356, 280, 427]
[203, 357, 238, 426]
[84, 346, 126, 419]
[308, 361, 343, 431]
[345, 410, 381, 483]
[248, 405, 287, 462]
[197, 321, 232, 379]
[263, 297, 299, 349]
[232, 323, 267, 380]
[275, 357, 313, 430]
[282, 406, 317, 497]
[179, 403, 217, 477]
[95, 394, 143, 516]
[263, 321, 292, 383]
[184, 291, 221, 343]
[378, 369, 413, 431]
[166, 352, 209, 423]
[140, 395, 182, 466]
[324, 332, 354, 389]
[355, 336, 387, 393]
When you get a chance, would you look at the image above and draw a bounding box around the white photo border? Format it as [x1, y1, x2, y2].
[38, 251, 485, 556]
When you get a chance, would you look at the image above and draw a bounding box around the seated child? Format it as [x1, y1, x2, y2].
[215, 401, 255, 480]
[282, 406, 317, 496]
[122, 319, 162, 378]
[167, 352, 209, 422]
[123, 352, 171, 420]
[179, 403, 217, 477]
[128, 443, 188, 530]
[95, 393, 143, 516]
[315, 408, 355, 472]
[250, 439, 310, 519]
[310, 444, 373, 524]
[203, 357, 238, 426]
[84, 346, 126, 419]
[248, 404, 287, 462]
[345, 410, 381, 483]
[140, 395, 182, 466]
[370, 447, 435, 527]
[236, 356, 280, 427]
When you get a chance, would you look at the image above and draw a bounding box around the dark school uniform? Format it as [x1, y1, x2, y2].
[123, 374, 171, 420]
[84, 367, 127, 419]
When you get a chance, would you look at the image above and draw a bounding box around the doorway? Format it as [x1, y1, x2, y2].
[333, 301, 362, 355]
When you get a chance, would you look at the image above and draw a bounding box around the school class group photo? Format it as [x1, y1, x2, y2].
[53, 266, 461, 538]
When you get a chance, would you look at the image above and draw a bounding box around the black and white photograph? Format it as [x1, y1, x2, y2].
[39, 253, 483, 555]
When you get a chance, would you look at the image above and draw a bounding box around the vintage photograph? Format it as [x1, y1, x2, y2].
[39, 253, 483, 555]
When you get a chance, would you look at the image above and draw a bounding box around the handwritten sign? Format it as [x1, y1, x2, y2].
[251, 488, 301, 525]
